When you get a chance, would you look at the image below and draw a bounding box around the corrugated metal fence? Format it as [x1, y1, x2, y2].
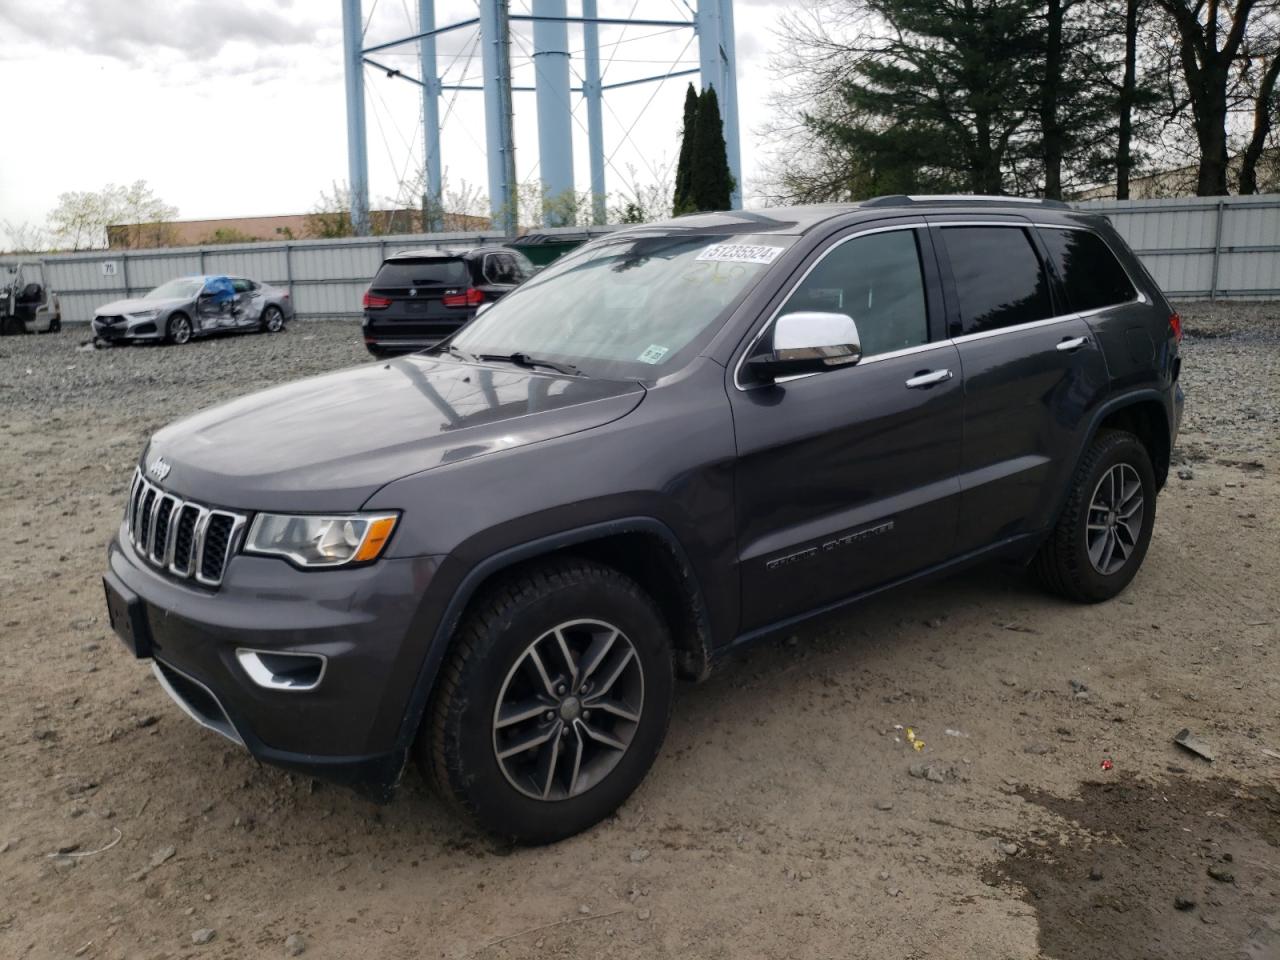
[5, 196, 1278, 323]
[1, 226, 616, 324]
[1076, 194, 1280, 300]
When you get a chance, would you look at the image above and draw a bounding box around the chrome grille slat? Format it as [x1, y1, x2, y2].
[123, 469, 246, 588]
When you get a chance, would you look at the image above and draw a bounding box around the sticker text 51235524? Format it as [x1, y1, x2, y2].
[695, 244, 785, 266]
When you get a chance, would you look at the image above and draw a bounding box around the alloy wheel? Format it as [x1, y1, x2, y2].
[264, 307, 284, 332]
[1086, 462, 1144, 575]
[492, 618, 644, 802]
[171, 316, 191, 344]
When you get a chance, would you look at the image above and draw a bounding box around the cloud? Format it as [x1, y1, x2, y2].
[0, 0, 331, 63]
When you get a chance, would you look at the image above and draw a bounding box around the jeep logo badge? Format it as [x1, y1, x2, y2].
[149, 458, 172, 482]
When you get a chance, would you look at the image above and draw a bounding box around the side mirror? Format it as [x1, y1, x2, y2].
[475, 301, 493, 318]
[748, 311, 862, 381]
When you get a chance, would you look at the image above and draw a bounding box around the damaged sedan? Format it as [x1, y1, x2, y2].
[92, 275, 293, 345]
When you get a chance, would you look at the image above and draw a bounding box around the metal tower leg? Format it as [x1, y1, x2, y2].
[532, 0, 575, 226]
[718, 0, 742, 209]
[479, 0, 517, 233]
[342, 0, 371, 235]
[696, 0, 742, 211]
[581, 0, 607, 224]
[419, 0, 443, 231]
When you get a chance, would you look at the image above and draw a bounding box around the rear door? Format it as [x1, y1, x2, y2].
[729, 222, 965, 632]
[370, 256, 475, 343]
[931, 220, 1111, 553]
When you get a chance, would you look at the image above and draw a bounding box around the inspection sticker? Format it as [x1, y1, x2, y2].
[695, 243, 784, 265]
[638, 344, 670, 364]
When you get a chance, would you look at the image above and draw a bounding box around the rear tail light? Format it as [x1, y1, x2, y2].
[363, 290, 391, 310]
[442, 287, 485, 308]
[1169, 311, 1183, 343]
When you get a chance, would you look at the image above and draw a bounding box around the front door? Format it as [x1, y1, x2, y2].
[729, 224, 964, 633]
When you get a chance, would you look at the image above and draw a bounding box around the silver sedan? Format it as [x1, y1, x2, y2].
[91, 275, 294, 345]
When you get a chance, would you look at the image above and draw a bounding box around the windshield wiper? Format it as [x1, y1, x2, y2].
[476, 352, 583, 377]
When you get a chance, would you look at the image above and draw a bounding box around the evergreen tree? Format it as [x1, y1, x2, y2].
[692, 87, 734, 211]
[673, 84, 700, 214]
[672, 86, 734, 213]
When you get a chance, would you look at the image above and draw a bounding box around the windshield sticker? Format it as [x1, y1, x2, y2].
[696, 243, 784, 265]
[638, 344, 670, 364]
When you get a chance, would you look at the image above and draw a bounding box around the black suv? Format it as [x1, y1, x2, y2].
[103, 197, 1183, 843]
[360, 245, 536, 356]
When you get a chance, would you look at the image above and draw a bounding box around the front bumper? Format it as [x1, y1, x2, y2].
[105, 528, 444, 796]
[93, 316, 161, 341]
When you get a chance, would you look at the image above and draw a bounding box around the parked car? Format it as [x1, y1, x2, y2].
[0, 261, 61, 335]
[92, 275, 292, 345]
[102, 196, 1182, 843]
[360, 245, 536, 356]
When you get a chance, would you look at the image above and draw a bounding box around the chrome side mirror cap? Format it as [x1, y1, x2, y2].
[749, 311, 862, 380]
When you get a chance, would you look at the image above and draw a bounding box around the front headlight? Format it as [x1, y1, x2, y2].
[244, 512, 399, 568]
[128, 310, 159, 321]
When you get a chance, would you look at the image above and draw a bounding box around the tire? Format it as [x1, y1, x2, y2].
[366, 344, 392, 359]
[421, 558, 675, 844]
[49, 315, 61, 333]
[1032, 430, 1157, 603]
[260, 305, 285, 333]
[166, 313, 193, 345]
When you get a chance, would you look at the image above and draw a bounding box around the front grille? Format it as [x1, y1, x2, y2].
[124, 469, 247, 588]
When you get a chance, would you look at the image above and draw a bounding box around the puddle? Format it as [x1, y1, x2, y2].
[982, 776, 1280, 960]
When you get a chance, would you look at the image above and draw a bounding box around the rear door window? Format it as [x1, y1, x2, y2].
[484, 254, 518, 285]
[1040, 228, 1137, 312]
[941, 226, 1054, 334]
[374, 258, 469, 289]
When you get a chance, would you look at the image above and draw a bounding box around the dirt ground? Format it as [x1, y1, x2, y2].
[1, 305, 1277, 960]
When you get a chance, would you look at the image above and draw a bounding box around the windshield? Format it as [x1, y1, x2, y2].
[146, 278, 204, 300]
[448, 233, 794, 379]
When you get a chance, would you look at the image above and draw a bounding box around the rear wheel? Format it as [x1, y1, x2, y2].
[421, 559, 674, 844]
[260, 305, 285, 333]
[1032, 430, 1156, 603]
[166, 313, 192, 345]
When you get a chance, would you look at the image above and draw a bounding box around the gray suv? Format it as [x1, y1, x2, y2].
[102, 196, 1183, 843]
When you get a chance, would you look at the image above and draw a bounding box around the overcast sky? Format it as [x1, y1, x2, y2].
[0, 0, 794, 231]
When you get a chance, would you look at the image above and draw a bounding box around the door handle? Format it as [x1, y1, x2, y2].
[905, 369, 953, 389]
[1056, 335, 1089, 352]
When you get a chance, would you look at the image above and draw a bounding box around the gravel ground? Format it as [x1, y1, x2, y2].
[0, 307, 1277, 960]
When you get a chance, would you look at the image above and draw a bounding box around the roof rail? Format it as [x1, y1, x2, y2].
[862, 194, 1071, 209]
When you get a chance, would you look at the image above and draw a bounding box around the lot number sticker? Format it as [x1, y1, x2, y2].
[695, 243, 784, 265]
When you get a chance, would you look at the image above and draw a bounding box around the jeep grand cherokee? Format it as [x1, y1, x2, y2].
[103, 196, 1183, 843]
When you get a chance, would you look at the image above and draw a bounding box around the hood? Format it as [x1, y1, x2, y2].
[145, 356, 645, 512]
[96, 296, 187, 315]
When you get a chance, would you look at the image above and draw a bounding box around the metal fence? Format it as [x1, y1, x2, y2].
[1075, 194, 1280, 300]
[5, 195, 1278, 323]
[1, 226, 617, 324]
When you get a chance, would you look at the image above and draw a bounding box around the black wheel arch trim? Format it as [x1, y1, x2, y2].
[1048, 385, 1175, 528]
[389, 516, 715, 771]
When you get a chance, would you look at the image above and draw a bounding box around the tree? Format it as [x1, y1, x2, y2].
[1239, 40, 1280, 193]
[672, 87, 734, 213]
[46, 181, 177, 250]
[672, 84, 701, 213]
[1154, 0, 1270, 195]
[1117, 0, 1142, 197]
[690, 87, 734, 210]
[201, 227, 260, 245]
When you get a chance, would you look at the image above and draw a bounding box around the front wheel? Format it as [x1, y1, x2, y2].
[166, 313, 192, 345]
[421, 559, 674, 844]
[1032, 430, 1157, 603]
